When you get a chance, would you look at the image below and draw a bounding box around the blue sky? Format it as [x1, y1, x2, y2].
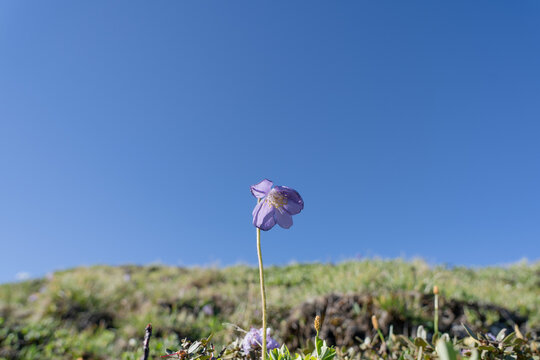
[1, 1, 539, 283]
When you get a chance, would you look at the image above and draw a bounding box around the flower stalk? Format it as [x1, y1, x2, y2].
[433, 286, 439, 339]
[256, 218, 268, 360]
[371, 315, 386, 346]
[314, 315, 322, 359]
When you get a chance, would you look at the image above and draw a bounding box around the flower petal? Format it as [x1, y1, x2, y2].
[275, 186, 304, 215]
[242, 328, 280, 354]
[252, 200, 276, 230]
[275, 209, 293, 229]
[267, 337, 280, 350]
[250, 179, 273, 199]
[252, 198, 263, 217]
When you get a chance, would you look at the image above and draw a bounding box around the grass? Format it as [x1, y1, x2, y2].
[0, 259, 539, 360]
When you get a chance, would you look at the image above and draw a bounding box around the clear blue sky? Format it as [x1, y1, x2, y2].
[1, 1, 539, 283]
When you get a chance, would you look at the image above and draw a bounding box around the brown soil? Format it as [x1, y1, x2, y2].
[280, 292, 531, 349]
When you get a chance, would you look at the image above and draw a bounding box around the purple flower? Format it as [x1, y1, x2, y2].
[250, 179, 304, 231]
[201, 304, 214, 316]
[241, 327, 280, 354]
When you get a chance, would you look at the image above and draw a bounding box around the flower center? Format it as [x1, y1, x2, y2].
[266, 190, 288, 209]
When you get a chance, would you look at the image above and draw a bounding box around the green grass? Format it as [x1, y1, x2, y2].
[0, 259, 539, 360]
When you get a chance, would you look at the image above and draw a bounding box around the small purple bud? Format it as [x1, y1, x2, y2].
[202, 304, 214, 316]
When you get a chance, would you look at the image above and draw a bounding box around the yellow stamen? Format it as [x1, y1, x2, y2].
[266, 191, 288, 209]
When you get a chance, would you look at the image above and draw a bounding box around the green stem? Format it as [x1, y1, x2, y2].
[377, 329, 386, 346]
[256, 225, 267, 360]
[315, 331, 320, 359]
[434, 294, 439, 339]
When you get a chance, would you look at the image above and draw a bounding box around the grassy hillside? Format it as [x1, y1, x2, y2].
[0, 260, 539, 360]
